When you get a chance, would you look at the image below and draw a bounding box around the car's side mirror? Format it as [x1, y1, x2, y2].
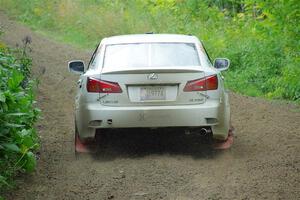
[213, 58, 230, 71]
[68, 60, 85, 74]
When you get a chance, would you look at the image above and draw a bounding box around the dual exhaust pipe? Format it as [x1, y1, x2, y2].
[184, 128, 211, 136]
[199, 128, 210, 136]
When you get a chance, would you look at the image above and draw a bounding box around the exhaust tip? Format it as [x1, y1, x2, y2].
[199, 128, 208, 136]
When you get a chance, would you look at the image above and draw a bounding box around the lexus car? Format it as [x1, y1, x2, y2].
[68, 34, 232, 152]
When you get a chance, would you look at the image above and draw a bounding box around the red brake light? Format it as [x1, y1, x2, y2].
[87, 77, 122, 93]
[206, 75, 218, 90]
[183, 75, 218, 92]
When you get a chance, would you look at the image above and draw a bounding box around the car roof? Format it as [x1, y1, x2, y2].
[101, 34, 200, 45]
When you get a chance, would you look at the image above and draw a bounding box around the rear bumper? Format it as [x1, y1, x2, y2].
[75, 99, 228, 139]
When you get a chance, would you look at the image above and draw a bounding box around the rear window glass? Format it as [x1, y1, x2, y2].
[103, 43, 200, 69]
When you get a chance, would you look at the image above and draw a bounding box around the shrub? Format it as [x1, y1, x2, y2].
[0, 39, 40, 193]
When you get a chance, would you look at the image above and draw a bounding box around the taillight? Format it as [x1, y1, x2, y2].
[183, 75, 218, 92]
[87, 77, 122, 93]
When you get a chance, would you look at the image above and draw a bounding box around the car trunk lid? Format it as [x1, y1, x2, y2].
[97, 67, 207, 106]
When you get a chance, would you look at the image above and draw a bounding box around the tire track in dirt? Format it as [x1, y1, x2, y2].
[1, 12, 299, 200]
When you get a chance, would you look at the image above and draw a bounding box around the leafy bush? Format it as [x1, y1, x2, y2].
[0, 0, 299, 101]
[0, 40, 40, 193]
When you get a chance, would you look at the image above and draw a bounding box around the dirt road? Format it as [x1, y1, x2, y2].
[1, 12, 299, 200]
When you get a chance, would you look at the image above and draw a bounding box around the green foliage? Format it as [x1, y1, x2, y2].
[0, 41, 40, 193]
[0, 0, 299, 101]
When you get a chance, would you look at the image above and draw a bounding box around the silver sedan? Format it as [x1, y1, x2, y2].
[68, 34, 232, 152]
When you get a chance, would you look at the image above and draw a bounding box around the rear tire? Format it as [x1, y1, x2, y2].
[213, 126, 234, 150]
[74, 122, 97, 156]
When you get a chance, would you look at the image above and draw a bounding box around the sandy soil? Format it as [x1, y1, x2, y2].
[0, 12, 299, 200]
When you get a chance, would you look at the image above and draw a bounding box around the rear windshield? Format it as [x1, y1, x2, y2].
[103, 43, 200, 69]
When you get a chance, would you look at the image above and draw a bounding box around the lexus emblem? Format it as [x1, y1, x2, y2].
[147, 73, 158, 80]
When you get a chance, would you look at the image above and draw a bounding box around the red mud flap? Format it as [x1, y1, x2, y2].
[75, 132, 97, 153]
[213, 127, 234, 150]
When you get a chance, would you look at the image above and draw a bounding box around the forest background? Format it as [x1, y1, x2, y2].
[1, 0, 299, 100]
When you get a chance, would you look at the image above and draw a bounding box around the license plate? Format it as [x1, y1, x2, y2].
[140, 86, 166, 101]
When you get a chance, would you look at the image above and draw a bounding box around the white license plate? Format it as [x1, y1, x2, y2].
[140, 86, 166, 101]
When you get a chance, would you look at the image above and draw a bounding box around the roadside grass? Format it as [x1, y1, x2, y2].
[0, 0, 299, 102]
